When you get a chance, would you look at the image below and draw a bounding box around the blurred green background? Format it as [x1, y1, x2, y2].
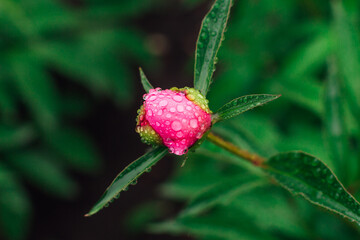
[0, 0, 360, 239]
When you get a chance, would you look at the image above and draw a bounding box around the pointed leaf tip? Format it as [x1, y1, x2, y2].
[86, 146, 168, 216]
[213, 94, 280, 123]
[139, 67, 153, 93]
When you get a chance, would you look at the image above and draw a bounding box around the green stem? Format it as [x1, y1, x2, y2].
[206, 132, 265, 167]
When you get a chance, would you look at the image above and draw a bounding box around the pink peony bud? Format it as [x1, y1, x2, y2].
[136, 87, 212, 155]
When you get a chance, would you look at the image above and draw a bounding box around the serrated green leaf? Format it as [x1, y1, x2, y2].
[0, 163, 31, 240]
[86, 146, 168, 216]
[6, 150, 78, 199]
[45, 128, 101, 173]
[213, 94, 280, 123]
[324, 58, 351, 183]
[265, 151, 360, 224]
[139, 67, 153, 92]
[180, 175, 266, 217]
[194, 0, 232, 96]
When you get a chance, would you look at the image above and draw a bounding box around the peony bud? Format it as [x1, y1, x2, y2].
[136, 87, 212, 155]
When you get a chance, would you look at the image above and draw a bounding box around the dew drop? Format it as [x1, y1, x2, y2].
[165, 121, 170, 125]
[166, 113, 171, 118]
[171, 121, 182, 131]
[176, 131, 183, 138]
[173, 95, 182, 102]
[187, 94, 195, 101]
[157, 109, 163, 115]
[148, 110, 153, 116]
[201, 33, 207, 39]
[177, 105, 184, 112]
[190, 119, 198, 128]
[327, 175, 335, 184]
[159, 100, 168, 107]
[170, 107, 176, 113]
[156, 122, 160, 126]
[186, 106, 192, 111]
[149, 95, 157, 101]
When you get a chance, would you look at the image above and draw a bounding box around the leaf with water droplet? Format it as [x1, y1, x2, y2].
[265, 151, 360, 224]
[139, 67, 153, 93]
[194, 0, 232, 96]
[212, 94, 280, 123]
[85, 146, 168, 216]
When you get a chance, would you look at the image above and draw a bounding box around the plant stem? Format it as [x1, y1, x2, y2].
[206, 132, 265, 166]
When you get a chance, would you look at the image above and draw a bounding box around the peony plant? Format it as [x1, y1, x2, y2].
[86, 0, 360, 226]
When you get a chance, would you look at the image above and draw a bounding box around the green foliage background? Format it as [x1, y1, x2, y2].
[0, 0, 157, 239]
[1, 0, 360, 239]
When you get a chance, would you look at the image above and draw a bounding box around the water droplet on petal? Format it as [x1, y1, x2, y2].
[149, 95, 157, 101]
[190, 119, 198, 128]
[170, 107, 176, 113]
[176, 131, 183, 138]
[165, 121, 170, 125]
[171, 121, 182, 131]
[173, 95, 182, 102]
[186, 106, 192, 111]
[159, 100, 168, 107]
[157, 109, 163, 115]
[166, 113, 171, 118]
[177, 105, 184, 112]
